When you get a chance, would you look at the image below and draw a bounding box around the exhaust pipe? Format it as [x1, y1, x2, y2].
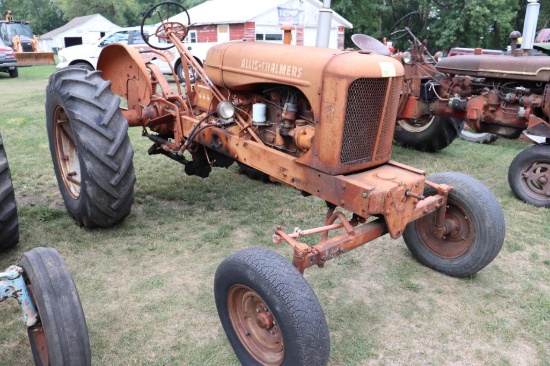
[315, 0, 332, 48]
[522, 0, 540, 52]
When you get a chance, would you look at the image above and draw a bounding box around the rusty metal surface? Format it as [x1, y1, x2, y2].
[97, 44, 152, 108]
[227, 285, 283, 365]
[414, 198, 475, 258]
[95, 23, 459, 271]
[436, 54, 550, 82]
[274, 179, 451, 273]
[52, 105, 81, 199]
[298, 74, 403, 175]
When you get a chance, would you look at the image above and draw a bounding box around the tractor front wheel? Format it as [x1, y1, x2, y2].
[508, 145, 550, 207]
[403, 172, 505, 277]
[0, 133, 18, 250]
[45, 67, 135, 228]
[215, 247, 330, 366]
[21, 247, 91, 365]
[394, 116, 464, 152]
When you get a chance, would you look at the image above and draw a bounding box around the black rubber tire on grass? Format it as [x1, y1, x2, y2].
[9, 67, 18, 78]
[21, 247, 91, 366]
[394, 116, 464, 152]
[46, 67, 136, 228]
[459, 128, 498, 144]
[508, 144, 550, 207]
[237, 162, 271, 183]
[0, 133, 19, 250]
[215, 247, 330, 365]
[403, 172, 505, 277]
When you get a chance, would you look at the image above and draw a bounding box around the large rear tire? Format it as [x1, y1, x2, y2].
[394, 116, 464, 152]
[46, 67, 135, 228]
[215, 247, 330, 366]
[508, 145, 550, 207]
[21, 247, 91, 366]
[403, 172, 505, 277]
[0, 133, 19, 251]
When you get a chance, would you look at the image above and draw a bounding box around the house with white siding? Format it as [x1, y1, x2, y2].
[39, 14, 120, 52]
[179, 0, 352, 49]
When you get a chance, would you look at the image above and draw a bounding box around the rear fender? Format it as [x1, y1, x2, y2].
[97, 44, 152, 107]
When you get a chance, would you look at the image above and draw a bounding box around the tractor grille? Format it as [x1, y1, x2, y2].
[340, 77, 402, 165]
[375, 77, 402, 159]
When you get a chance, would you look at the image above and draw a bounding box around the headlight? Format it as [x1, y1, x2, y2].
[216, 101, 235, 119]
[402, 52, 412, 64]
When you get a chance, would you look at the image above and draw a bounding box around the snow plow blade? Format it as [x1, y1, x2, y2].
[15, 52, 55, 66]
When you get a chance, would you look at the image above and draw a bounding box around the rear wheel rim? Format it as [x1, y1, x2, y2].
[397, 116, 435, 133]
[227, 285, 284, 365]
[53, 105, 81, 199]
[415, 200, 474, 258]
[519, 161, 550, 201]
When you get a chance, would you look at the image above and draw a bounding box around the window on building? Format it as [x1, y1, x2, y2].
[186, 30, 197, 43]
[265, 34, 283, 41]
[255, 33, 283, 42]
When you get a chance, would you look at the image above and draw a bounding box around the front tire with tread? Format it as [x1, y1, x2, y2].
[21, 247, 91, 366]
[215, 247, 330, 366]
[403, 172, 505, 277]
[46, 67, 136, 228]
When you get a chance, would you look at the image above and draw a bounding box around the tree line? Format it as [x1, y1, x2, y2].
[334, 0, 550, 51]
[1, 0, 549, 52]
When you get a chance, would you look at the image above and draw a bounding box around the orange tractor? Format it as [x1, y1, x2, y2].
[45, 2, 505, 364]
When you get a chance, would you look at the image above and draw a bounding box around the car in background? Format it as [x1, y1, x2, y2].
[56, 26, 207, 82]
[0, 38, 17, 78]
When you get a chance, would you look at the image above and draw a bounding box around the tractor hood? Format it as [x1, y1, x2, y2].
[204, 41, 403, 117]
[436, 54, 550, 82]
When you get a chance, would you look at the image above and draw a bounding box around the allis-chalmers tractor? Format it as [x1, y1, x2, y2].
[45, 2, 505, 364]
[356, 8, 550, 207]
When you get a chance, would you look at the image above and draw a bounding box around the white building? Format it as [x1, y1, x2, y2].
[39, 14, 120, 52]
[178, 0, 352, 49]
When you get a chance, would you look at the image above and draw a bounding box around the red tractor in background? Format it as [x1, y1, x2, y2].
[45, 2, 505, 364]
[354, 5, 550, 207]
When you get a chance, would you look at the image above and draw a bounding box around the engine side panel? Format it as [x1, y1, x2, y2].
[205, 42, 404, 175]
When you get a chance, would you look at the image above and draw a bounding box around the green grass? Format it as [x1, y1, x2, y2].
[1, 66, 549, 365]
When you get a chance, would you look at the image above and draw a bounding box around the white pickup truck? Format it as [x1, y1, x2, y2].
[56, 27, 217, 82]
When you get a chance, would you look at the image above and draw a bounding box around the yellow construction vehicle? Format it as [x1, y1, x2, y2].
[0, 19, 55, 66]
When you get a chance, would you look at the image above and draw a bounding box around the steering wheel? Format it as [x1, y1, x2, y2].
[141, 1, 191, 50]
[389, 12, 420, 40]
